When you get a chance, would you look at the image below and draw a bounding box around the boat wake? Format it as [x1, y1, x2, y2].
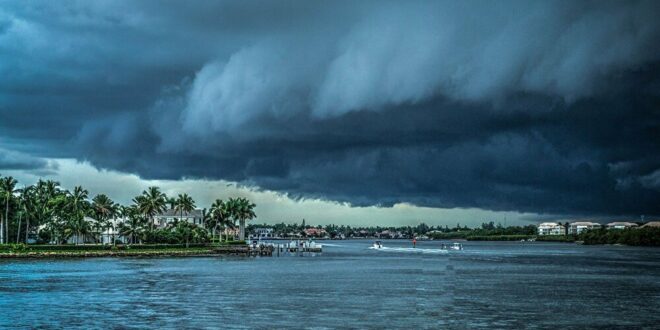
[369, 246, 449, 254]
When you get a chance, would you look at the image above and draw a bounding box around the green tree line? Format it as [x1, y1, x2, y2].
[0, 175, 256, 245]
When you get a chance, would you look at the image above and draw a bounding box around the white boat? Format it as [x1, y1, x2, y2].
[449, 242, 463, 250]
[372, 240, 383, 249]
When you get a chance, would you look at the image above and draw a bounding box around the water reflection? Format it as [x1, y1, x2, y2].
[0, 241, 658, 328]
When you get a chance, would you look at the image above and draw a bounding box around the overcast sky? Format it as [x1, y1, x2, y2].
[1, 1, 659, 226]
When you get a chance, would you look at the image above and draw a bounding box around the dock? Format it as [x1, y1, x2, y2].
[245, 240, 323, 256]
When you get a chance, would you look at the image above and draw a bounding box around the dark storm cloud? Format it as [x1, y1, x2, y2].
[0, 147, 56, 173]
[1, 0, 659, 216]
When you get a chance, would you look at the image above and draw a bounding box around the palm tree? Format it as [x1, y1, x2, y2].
[209, 199, 232, 241]
[135, 187, 167, 231]
[173, 193, 196, 225]
[91, 194, 117, 244]
[118, 206, 144, 244]
[33, 180, 61, 243]
[0, 176, 18, 244]
[67, 186, 90, 245]
[15, 185, 35, 243]
[167, 197, 177, 210]
[201, 208, 211, 231]
[229, 197, 256, 241]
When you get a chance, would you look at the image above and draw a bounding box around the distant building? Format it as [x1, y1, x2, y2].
[538, 222, 566, 235]
[376, 230, 395, 239]
[641, 221, 660, 228]
[568, 222, 601, 235]
[250, 227, 274, 239]
[225, 227, 240, 237]
[356, 230, 369, 237]
[99, 217, 129, 244]
[606, 222, 638, 230]
[304, 228, 327, 237]
[154, 209, 204, 228]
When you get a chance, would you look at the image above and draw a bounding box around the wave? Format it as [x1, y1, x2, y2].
[369, 246, 449, 254]
[319, 243, 344, 247]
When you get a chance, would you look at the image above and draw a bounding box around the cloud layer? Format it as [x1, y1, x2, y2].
[1, 0, 659, 217]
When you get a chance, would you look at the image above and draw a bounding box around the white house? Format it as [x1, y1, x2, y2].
[606, 222, 638, 230]
[153, 209, 204, 228]
[66, 217, 129, 245]
[568, 222, 601, 235]
[99, 217, 129, 244]
[537, 222, 566, 235]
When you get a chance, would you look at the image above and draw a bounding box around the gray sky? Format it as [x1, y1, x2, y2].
[1, 1, 659, 224]
[2, 159, 540, 227]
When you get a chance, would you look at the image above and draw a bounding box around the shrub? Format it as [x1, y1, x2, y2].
[536, 235, 576, 242]
[467, 235, 532, 241]
[0, 243, 212, 253]
[580, 227, 660, 246]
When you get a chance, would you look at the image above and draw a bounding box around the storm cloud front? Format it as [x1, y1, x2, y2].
[1, 0, 659, 218]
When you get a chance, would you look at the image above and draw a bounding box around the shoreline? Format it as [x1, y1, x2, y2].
[0, 245, 256, 259]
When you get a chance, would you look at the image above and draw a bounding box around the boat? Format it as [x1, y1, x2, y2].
[372, 240, 383, 249]
[449, 242, 463, 250]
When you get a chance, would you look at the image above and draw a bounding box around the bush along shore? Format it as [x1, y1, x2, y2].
[0, 242, 249, 258]
[430, 228, 660, 246]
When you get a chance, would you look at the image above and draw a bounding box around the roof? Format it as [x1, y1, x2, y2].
[641, 221, 660, 228]
[538, 222, 562, 227]
[155, 209, 203, 217]
[570, 222, 601, 226]
[606, 222, 638, 227]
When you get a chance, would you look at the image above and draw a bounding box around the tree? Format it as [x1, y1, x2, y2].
[135, 187, 167, 231]
[119, 206, 145, 244]
[15, 185, 35, 243]
[34, 180, 62, 243]
[66, 186, 91, 245]
[209, 199, 232, 241]
[0, 176, 18, 244]
[173, 193, 196, 225]
[91, 194, 117, 244]
[174, 221, 194, 248]
[229, 197, 256, 241]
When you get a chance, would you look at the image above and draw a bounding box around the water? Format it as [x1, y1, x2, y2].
[1, 240, 659, 329]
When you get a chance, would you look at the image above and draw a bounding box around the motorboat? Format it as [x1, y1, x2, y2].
[449, 242, 463, 251]
[372, 240, 383, 249]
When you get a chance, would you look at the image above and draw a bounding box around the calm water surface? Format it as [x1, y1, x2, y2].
[1, 240, 659, 329]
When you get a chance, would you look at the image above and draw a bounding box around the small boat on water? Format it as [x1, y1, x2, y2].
[372, 241, 383, 249]
[449, 242, 463, 250]
[440, 242, 463, 251]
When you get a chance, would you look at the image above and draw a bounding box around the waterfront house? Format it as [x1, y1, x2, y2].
[154, 209, 204, 228]
[568, 221, 601, 235]
[354, 230, 369, 238]
[606, 222, 639, 230]
[66, 217, 129, 244]
[304, 228, 327, 237]
[537, 222, 566, 235]
[376, 230, 396, 239]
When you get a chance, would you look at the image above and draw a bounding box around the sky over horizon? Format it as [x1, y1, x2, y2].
[1, 1, 659, 225]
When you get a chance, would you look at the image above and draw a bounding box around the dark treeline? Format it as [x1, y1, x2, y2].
[247, 221, 537, 238]
[579, 227, 660, 246]
[0, 175, 256, 246]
